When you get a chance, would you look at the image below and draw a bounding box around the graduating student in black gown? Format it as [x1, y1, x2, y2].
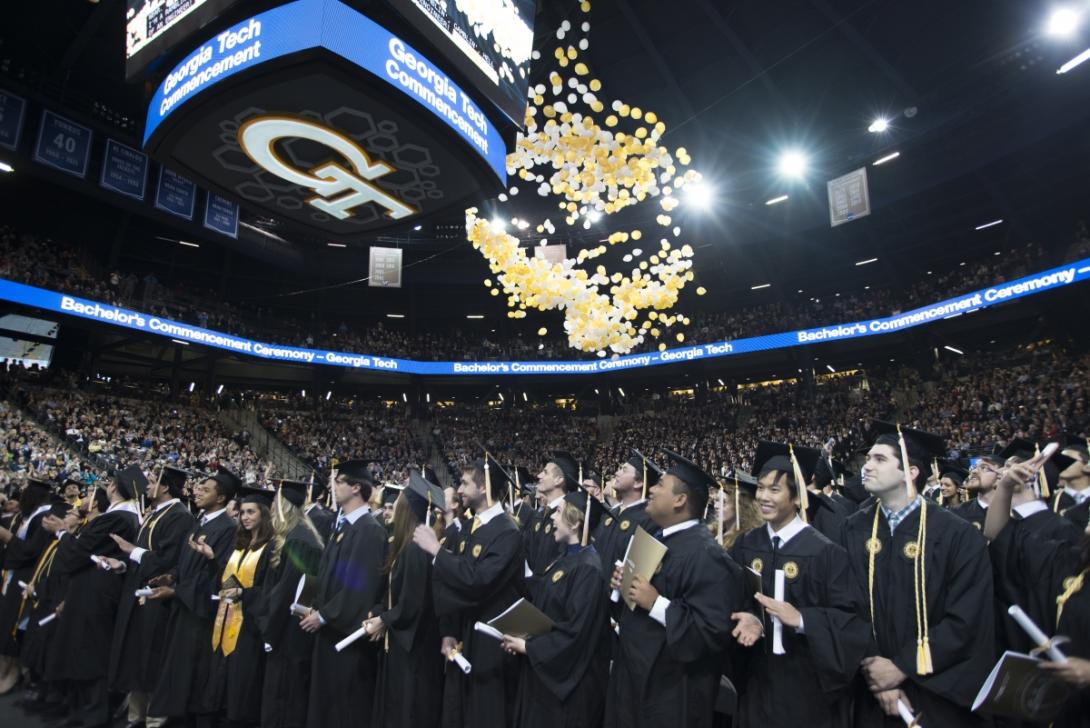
[953, 454, 1004, 532]
[105, 466, 194, 728]
[729, 442, 870, 728]
[303, 478, 335, 543]
[147, 466, 241, 724]
[210, 487, 275, 728]
[45, 464, 142, 728]
[985, 453, 1090, 728]
[839, 423, 995, 727]
[605, 449, 744, 728]
[367, 469, 446, 728]
[502, 487, 610, 728]
[1052, 439, 1090, 530]
[258, 480, 323, 728]
[593, 450, 659, 578]
[413, 454, 525, 728]
[0, 479, 53, 689]
[298, 460, 387, 728]
[525, 452, 580, 578]
[437, 488, 471, 728]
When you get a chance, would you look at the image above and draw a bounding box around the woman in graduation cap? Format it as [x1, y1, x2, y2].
[501, 485, 611, 728]
[258, 479, 323, 728]
[210, 486, 275, 728]
[984, 452, 1090, 726]
[605, 449, 744, 728]
[711, 472, 763, 550]
[728, 442, 870, 728]
[365, 468, 446, 728]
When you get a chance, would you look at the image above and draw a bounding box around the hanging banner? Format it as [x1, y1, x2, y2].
[203, 192, 239, 238]
[155, 167, 198, 220]
[34, 111, 93, 178]
[0, 90, 26, 151]
[827, 167, 871, 227]
[100, 139, 150, 200]
[369, 246, 404, 288]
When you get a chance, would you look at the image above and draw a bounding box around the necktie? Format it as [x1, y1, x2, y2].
[200, 515, 208, 527]
[335, 515, 347, 533]
[471, 517, 482, 534]
[772, 535, 781, 569]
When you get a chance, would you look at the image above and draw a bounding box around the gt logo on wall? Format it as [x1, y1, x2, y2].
[238, 116, 416, 221]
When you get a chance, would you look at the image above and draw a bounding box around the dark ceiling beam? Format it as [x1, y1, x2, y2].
[806, 0, 919, 102]
[56, 1, 110, 73]
[614, 1, 697, 119]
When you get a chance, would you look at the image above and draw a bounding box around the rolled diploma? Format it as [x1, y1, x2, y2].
[335, 623, 371, 652]
[1008, 604, 1067, 662]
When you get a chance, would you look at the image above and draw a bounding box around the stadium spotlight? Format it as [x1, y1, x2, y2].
[777, 150, 808, 179]
[867, 117, 890, 133]
[1047, 6, 1082, 38]
[683, 181, 715, 210]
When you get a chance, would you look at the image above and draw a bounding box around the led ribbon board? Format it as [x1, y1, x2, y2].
[2, 260, 1087, 376]
[143, 0, 507, 238]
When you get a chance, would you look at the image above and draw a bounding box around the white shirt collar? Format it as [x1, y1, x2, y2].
[200, 508, 227, 523]
[619, 498, 646, 513]
[108, 500, 141, 515]
[976, 497, 990, 510]
[18, 504, 52, 538]
[342, 504, 371, 525]
[1065, 486, 1090, 505]
[662, 519, 700, 538]
[1013, 500, 1048, 518]
[155, 498, 180, 512]
[766, 515, 808, 546]
[547, 495, 565, 510]
[476, 502, 505, 526]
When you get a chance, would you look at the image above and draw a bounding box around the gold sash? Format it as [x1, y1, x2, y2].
[211, 543, 267, 656]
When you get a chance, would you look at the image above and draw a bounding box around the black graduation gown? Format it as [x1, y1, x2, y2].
[212, 543, 273, 726]
[839, 501, 995, 727]
[525, 505, 563, 576]
[605, 524, 743, 728]
[514, 545, 610, 728]
[260, 522, 323, 728]
[592, 501, 655, 578]
[952, 498, 990, 532]
[306, 505, 335, 543]
[989, 523, 1090, 727]
[149, 511, 237, 717]
[306, 510, 387, 728]
[0, 508, 50, 656]
[729, 524, 869, 728]
[109, 500, 195, 693]
[373, 541, 443, 728]
[1051, 490, 1089, 530]
[432, 510, 525, 728]
[46, 508, 140, 682]
[438, 518, 470, 728]
[807, 492, 848, 542]
[19, 537, 67, 680]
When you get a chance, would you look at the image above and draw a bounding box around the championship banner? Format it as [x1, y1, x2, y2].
[155, 167, 198, 220]
[827, 167, 870, 227]
[1, 259, 1087, 376]
[369, 246, 403, 288]
[203, 193, 239, 238]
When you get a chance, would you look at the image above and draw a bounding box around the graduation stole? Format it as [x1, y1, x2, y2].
[12, 538, 61, 638]
[211, 543, 267, 656]
[1056, 568, 1088, 628]
[139, 501, 179, 552]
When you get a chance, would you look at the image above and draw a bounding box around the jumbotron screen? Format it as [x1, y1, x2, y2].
[385, 0, 536, 126]
[126, 0, 242, 77]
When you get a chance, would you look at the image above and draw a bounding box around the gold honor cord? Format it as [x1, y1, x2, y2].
[484, 454, 492, 508]
[896, 424, 933, 675]
[733, 475, 741, 532]
[867, 509, 880, 641]
[789, 444, 809, 523]
[641, 455, 648, 501]
[1056, 567, 1087, 628]
[582, 491, 592, 547]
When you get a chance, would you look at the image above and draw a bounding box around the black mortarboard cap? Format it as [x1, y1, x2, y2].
[276, 479, 309, 508]
[381, 484, 403, 506]
[512, 466, 534, 496]
[870, 421, 946, 462]
[160, 466, 189, 495]
[661, 449, 716, 503]
[752, 442, 822, 488]
[239, 486, 273, 507]
[997, 438, 1037, 462]
[562, 487, 607, 533]
[406, 469, 446, 522]
[1051, 451, 1077, 474]
[730, 471, 760, 498]
[335, 460, 374, 486]
[115, 465, 149, 501]
[548, 451, 581, 491]
[210, 465, 242, 500]
[939, 459, 968, 486]
[49, 496, 73, 518]
[628, 449, 663, 486]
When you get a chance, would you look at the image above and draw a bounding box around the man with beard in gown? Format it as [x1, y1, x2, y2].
[605, 449, 743, 728]
[297, 460, 386, 728]
[839, 422, 995, 726]
[593, 451, 659, 578]
[44, 464, 142, 728]
[104, 466, 193, 728]
[413, 454, 524, 728]
[147, 466, 240, 727]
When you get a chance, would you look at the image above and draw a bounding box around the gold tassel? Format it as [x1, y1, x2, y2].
[581, 491, 592, 546]
[789, 444, 809, 523]
[896, 425, 916, 500]
[733, 475, 740, 532]
[641, 455, 648, 501]
[1035, 443, 1050, 499]
[484, 453, 493, 508]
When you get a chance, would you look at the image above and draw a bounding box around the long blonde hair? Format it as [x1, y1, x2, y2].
[270, 496, 323, 569]
[385, 494, 444, 574]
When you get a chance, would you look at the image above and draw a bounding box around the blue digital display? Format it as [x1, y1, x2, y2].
[1, 259, 1087, 376]
[100, 139, 150, 200]
[0, 90, 26, 151]
[34, 110, 93, 178]
[203, 192, 239, 238]
[155, 166, 198, 220]
[143, 0, 507, 182]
